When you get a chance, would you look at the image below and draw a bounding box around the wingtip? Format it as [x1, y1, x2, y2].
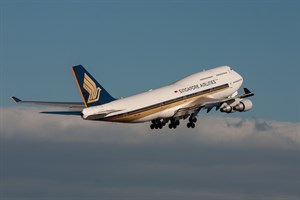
[242, 88, 254, 97]
[243, 88, 251, 94]
[11, 96, 21, 103]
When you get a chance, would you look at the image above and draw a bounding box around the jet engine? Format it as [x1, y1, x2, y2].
[220, 105, 233, 113]
[233, 99, 253, 112]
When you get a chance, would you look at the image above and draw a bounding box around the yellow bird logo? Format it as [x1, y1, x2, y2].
[83, 73, 101, 104]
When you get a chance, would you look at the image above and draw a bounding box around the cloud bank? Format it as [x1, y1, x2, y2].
[2, 107, 299, 149]
[0, 107, 299, 200]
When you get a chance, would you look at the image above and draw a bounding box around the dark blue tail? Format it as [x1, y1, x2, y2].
[72, 65, 116, 107]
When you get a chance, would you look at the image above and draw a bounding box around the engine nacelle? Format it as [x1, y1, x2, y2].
[220, 105, 233, 113]
[234, 99, 253, 112]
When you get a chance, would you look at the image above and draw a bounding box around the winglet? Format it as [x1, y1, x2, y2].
[11, 96, 22, 103]
[243, 88, 251, 94]
[241, 88, 254, 98]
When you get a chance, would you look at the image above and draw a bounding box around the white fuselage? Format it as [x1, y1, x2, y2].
[82, 66, 243, 123]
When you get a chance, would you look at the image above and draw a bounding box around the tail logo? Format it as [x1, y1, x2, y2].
[83, 73, 101, 104]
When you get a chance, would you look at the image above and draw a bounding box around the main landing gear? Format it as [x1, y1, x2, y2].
[187, 116, 197, 128]
[168, 119, 179, 129]
[150, 119, 166, 129]
[150, 116, 198, 130]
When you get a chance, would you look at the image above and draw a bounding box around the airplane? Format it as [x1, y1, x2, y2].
[12, 65, 254, 129]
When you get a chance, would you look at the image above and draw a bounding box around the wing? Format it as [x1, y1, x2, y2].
[11, 96, 85, 109]
[173, 88, 254, 118]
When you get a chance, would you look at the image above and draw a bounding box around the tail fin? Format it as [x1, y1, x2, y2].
[72, 65, 116, 107]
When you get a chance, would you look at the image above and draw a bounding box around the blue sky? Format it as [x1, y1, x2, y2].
[0, 0, 299, 122]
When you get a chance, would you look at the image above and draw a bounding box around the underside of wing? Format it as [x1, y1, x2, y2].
[201, 87, 254, 110]
[11, 96, 85, 109]
[173, 88, 254, 117]
[173, 105, 203, 118]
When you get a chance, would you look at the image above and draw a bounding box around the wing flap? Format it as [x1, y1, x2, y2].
[173, 106, 202, 118]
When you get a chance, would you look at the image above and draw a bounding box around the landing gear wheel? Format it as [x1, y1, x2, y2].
[168, 124, 173, 129]
[189, 117, 197, 123]
[187, 123, 191, 128]
[191, 123, 195, 128]
[150, 124, 155, 129]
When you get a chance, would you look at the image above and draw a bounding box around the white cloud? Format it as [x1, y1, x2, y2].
[1, 107, 299, 150]
[1, 106, 299, 200]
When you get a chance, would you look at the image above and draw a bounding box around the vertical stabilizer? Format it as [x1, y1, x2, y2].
[72, 65, 116, 107]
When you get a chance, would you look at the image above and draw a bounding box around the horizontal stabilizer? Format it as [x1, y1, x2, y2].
[40, 111, 82, 115]
[11, 96, 21, 103]
[11, 96, 85, 108]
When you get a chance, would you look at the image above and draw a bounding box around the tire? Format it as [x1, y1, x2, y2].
[187, 123, 190, 128]
[150, 124, 154, 129]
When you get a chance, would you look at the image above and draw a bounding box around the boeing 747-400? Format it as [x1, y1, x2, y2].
[12, 65, 254, 129]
